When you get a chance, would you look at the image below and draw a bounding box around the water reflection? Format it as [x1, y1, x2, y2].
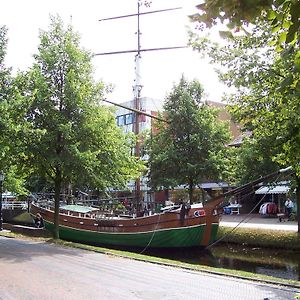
[141, 244, 300, 281]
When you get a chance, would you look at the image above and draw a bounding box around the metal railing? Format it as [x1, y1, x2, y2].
[2, 201, 28, 210]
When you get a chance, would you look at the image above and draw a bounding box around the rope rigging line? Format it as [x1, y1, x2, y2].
[205, 172, 284, 250]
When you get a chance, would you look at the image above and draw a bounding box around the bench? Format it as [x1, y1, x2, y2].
[224, 204, 242, 215]
[277, 213, 287, 222]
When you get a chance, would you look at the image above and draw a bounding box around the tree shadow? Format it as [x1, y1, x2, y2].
[0, 236, 83, 263]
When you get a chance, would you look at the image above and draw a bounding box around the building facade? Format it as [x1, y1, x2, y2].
[115, 98, 240, 209]
[115, 97, 163, 212]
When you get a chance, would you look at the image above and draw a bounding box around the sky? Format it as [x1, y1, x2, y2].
[0, 0, 229, 104]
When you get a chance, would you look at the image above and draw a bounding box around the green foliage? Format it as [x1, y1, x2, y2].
[191, 9, 300, 230]
[147, 76, 232, 203]
[6, 16, 143, 193]
[190, 19, 300, 178]
[235, 137, 280, 184]
[190, 1, 300, 158]
[190, 0, 300, 48]
[0, 26, 8, 64]
[190, 0, 271, 35]
[3, 16, 144, 238]
[0, 26, 31, 194]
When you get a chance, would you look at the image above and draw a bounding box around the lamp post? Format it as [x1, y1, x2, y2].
[0, 171, 5, 231]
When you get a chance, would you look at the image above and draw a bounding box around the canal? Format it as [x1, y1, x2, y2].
[142, 244, 300, 281]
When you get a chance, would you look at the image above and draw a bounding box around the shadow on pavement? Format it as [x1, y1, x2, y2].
[0, 235, 83, 263]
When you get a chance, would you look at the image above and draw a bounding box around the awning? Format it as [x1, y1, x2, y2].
[199, 182, 229, 189]
[255, 185, 290, 194]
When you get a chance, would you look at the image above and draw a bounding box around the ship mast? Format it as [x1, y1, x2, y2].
[97, 1, 185, 215]
[133, 1, 142, 214]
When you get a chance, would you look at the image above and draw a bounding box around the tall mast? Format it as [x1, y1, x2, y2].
[133, 1, 142, 213]
[97, 1, 185, 215]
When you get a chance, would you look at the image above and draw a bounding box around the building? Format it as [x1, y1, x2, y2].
[115, 98, 241, 208]
[115, 97, 163, 212]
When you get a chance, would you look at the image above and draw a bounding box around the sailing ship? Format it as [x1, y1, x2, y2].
[30, 167, 292, 248]
[29, 5, 294, 249]
[30, 201, 218, 248]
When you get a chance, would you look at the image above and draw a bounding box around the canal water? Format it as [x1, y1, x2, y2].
[142, 244, 300, 281]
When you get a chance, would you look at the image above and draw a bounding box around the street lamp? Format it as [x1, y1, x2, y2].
[0, 171, 5, 231]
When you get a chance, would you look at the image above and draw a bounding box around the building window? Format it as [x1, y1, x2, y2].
[117, 115, 125, 126]
[125, 113, 134, 125]
[117, 113, 136, 126]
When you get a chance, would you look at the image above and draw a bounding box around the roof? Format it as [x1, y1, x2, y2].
[255, 185, 290, 195]
[60, 205, 98, 214]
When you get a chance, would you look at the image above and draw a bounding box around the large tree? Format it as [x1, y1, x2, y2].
[190, 0, 300, 48]
[147, 77, 232, 204]
[0, 26, 30, 196]
[235, 137, 280, 185]
[5, 16, 143, 238]
[190, 18, 300, 229]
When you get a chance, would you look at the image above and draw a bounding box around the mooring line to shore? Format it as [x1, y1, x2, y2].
[139, 213, 162, 254]
[205, 172, 283, 250]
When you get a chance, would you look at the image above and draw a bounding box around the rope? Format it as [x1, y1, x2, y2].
[139, 212, 162, 254]
[205, 173, 283, 250]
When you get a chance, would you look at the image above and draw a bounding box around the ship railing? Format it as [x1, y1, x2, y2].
[2, 201, 28, 210]
[33, 199, 54, 211]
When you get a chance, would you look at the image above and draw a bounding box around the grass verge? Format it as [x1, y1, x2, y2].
[218, 226, 300, 250]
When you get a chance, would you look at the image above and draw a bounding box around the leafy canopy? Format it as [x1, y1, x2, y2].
[190, 19, 300, 176]
[190, 0, 300, 48]
[4, 16, 144, 238]
[10, 15, 143, 192]
[0, 26, 30, 195]
[147, 77, 232, 203]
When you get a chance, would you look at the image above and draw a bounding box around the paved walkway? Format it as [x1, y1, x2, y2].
[1, 236, 297, 300]
[220, 213, 298, 231]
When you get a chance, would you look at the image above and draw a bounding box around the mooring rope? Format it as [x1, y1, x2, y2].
[139, 212, 162, 254]
[205, 172, 283, 250]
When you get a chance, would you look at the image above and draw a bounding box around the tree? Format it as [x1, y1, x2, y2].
[147, 77, 232, 204]
[190, 1, 300, 119]
[6, 16, 143, 239]
[190, 18, 300, 230]
[0, 26, 30, 196]
[235, 137, 280, 185]
[190, 0, 300, 48]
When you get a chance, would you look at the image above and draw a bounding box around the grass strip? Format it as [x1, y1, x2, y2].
[49, 238, 300, 289]
[218, 226, 300, 250]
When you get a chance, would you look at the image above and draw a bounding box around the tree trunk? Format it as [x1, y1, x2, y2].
[53, 169, 62, 240]
[296, 176, 300, 234]
[188, 181, 194, 204]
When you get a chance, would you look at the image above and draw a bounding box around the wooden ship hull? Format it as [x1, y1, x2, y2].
[30, 202, 220, 248]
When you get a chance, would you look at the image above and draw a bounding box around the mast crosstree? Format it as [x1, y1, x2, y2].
[97, 1, 185, 213]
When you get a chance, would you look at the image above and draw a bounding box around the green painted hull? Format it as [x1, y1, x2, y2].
[44, 221, 219, 248]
